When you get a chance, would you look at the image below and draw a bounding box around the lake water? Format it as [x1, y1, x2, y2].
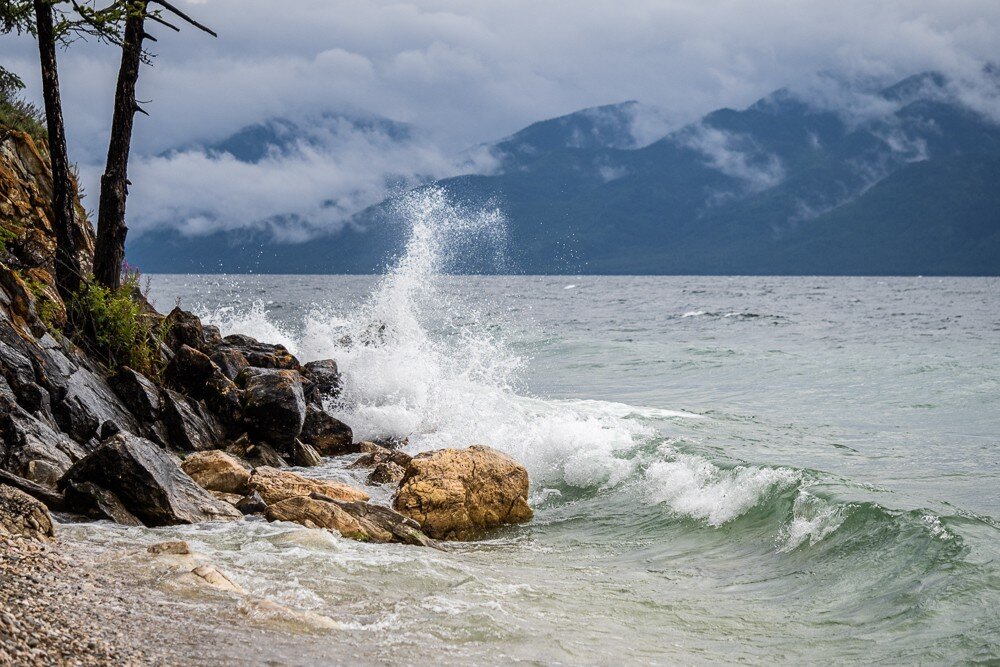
[67, 191, 999, 664]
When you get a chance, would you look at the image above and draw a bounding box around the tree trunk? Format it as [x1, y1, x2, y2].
[94, 1, 147, 291]
[33, 0, 85, 301]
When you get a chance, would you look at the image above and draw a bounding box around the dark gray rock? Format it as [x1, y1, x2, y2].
[226, 434, 287, 468]
[63, 480, 142, 526]
[1, 400, 87, 483]
[164, 307, 207, 352]
[300, 404, 353, 456]
[53, 368, 140, 444]
[210, 348, 249, 381]
[219, 334, 301, 371]
[161, 389, 225, 451]
[235, 491, 267, 515]
[367, 461, 406, 486]
[302, 359, 341, 403]
[58, 432, 242, 526]
[164, 345, 242, 429]
[240, 369, 305, 450]
[109, 367, 162, 422]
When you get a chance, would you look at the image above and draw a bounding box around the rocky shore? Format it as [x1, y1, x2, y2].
[0, 128, 535, 662]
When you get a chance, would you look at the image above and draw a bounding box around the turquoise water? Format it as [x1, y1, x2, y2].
[84, 191, 999, 663]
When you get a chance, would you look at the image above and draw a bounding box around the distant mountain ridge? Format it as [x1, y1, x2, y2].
[128, 71, 1000, 275]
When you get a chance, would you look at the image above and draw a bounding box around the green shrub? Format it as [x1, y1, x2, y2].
[69, 275, 168, 376]
[0, 68, 46, 142]
[22, 273, 60, 331]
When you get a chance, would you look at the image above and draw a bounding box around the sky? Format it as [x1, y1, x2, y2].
[2, 0, 999, 238]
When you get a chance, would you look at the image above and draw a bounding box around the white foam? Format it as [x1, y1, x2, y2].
[681, 310, 705, 318]
[779, 490, 846, 551]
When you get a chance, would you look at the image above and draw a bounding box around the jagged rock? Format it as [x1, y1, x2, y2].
[0, 468, 66, 511]
[235, 491, 267, 515]
[226, 433, 287, 468]
[240, 369, 305, 450]
[63, 480, 142, 525]
[202, 325, 224, 349]
[265, 492, 439, 547]
[302, 359, 341, 403]
[210, 348, 249, 381]
[164, 345, 243, 429]
[0, 483, 55, 540]
[247, 466, 369, 506]
[211, 490, 243, 506]
[290, 439, 323, 467]
[300, 404, 353, 456]
[0, 331, 50, 414]
[219, 334, 301, 371]
[348, 444, 412, 470]
[109, 367, 162, 423]
[393, 445, 533, 540]
[53, 367, 140, 444]
[0, 400, 86, 483]
[161, 389, 225, 451]
[59, 432, 242, 526]
[180, 450, 250, 495]
[164, 307, 207, 352]
[367, 461, 406, 486]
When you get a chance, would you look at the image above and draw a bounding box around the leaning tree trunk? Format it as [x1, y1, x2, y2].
[94, 1, 147, 291]
[33, 0, 86, 301]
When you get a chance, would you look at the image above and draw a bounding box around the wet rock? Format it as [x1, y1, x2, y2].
[219, 334, 301, 371]
[180, 450, 250, 495]
[367, 461, 406, 486]
[53, 368, 139, 444]
[302, 359, 341, 403]
[247, 466, 369, 506]
[0, 483, 54, 540]
[0, 401, 86, 483]
[148, 540, 190, 555]
[266, 492, 439, 547]
[164, 307, 207, 352]
[235, 491, 267, 515]
[393, 445, 533, 540]
[161, 389, 225, 451]
[0, 469, 66, 511]
[290, 439, 323, 467]
[164, 345, 243, 429]
[210, 348, 249, 381]
[226, 433, 287, 468]
[186, 564, 245, 594]
[108, 367, 161, 423]
[299, 404, 353, 456]
[59, 432, 242, 526]
[63, 480, 142, 526]
[349, 444, 412, 470]
[240, 369, 305, 450]
[211, 490, 244, 506]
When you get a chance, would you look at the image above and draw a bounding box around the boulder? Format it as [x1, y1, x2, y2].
[164, 307, 207, 352]
[299, 405, 353, 456]
[59, 432, 242, 526]
[302, 359, 341, 403]
[240, 369, 305, 450]
[219, 334, 300, 371]
[210, 348, 249, 381]
[0, 483, 54, 540]
[63, 480, 142, 526]
[235, 491, 267, 515]
[164, 345, 243, 428]
[367, 461, 406, 486]
[161, 389, 225, 451]
[53, 368, 140, 444]
[348, 444, 412, 470]
[226, 433, 287, 468]
[108, 366, 162, 423]
[290, 439, 323, 467]
[180, 450, 250, 495]
[392, 445, 533, 540]
[265, 493, 439, 547]
[0, 401, 86, 483]
[247, 466, 369, 505]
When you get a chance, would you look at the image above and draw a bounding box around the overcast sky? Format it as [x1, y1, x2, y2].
[2, 0, 998, 236]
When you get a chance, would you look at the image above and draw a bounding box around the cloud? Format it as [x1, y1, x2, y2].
[2, 0, 999, 238]
[680, 125, 786, 192]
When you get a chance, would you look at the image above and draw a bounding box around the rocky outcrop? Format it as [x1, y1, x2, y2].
[59, 432, 242, 526]
[180, 450, 250, 495]
[247, 466, 368, 506]
[0, 483, 54, 540]
[393, 445, 533, 540]
[302, 359, 341, 404]
[161, 389, 225, 452]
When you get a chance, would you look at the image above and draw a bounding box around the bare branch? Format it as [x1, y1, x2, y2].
[148, 0, 216, 37]
[145, 11, 178, 32]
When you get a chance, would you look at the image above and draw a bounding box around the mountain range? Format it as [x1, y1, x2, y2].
[127, 71, 1000, 275]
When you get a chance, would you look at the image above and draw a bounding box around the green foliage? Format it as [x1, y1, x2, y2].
[0, 68, 46, 141]
[0, 224, 18, 253]
[68, 274, 168, 376]
[22, 275, 61, 330]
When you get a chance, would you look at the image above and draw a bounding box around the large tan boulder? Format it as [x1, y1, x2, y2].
[392, 445, 533, 540]
[0, 484, 55, 541]
[265, 495, 368, 538]
[181, 450, 251, 495]
[247, 466, 369, 505]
